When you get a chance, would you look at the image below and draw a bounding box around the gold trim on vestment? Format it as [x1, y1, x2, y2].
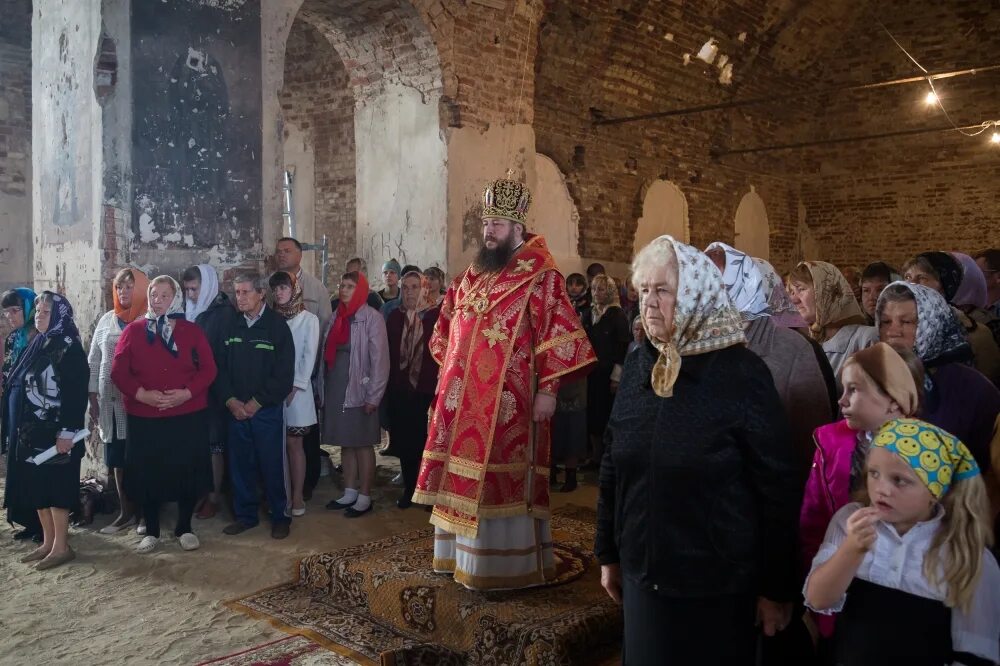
[533, 328, 588, 355]
[452, 566, 556, 591]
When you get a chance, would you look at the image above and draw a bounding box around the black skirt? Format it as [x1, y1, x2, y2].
[124, 410, 211, 503]
[21, 446, 83, 510]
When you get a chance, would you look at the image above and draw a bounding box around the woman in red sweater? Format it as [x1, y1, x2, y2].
[111, 275, 217, 554]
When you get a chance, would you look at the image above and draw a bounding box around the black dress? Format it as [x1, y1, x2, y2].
[833, 579, 959, 666]
[2, 328, 43, 531]
[9, 336, 89, 510]
[582, 306, 630, 439]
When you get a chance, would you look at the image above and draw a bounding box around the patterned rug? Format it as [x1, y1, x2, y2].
[196, 635, 360, 665]
[225, 505, 621, 666]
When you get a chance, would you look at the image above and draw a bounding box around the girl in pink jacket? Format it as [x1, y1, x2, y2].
[799, 342, 924, 637]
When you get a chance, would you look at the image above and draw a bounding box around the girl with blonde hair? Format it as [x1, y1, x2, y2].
[805, 418, 999, 665]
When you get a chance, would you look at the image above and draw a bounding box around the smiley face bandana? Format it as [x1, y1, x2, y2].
[871, 418, 980, 499]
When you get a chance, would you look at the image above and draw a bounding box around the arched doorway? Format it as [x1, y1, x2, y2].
[734, 188, 770, 260]
[278, 0, 447, 284]
[634, 180, 688, 258]
[530, 153, 580, 272]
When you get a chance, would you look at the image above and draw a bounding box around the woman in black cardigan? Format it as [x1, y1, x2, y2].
[8, 292, 89, 570]
[595, 237, 803, 664]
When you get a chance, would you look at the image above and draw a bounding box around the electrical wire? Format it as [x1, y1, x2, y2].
[878, 20, 998, 138]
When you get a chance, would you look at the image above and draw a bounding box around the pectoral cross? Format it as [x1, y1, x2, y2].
[482, 321, 508, 348]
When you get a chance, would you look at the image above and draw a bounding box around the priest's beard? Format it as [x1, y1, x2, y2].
[474, 235, 517, 273]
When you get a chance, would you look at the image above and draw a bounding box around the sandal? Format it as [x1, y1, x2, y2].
[135, 536, 159, 554]
[195, 500, 218, 520]
[99, 516, 136, 535]
[178, 533, 200, 551]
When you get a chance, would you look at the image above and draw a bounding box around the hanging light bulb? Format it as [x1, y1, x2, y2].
[924, 90, 938, 105]
[991, 131, 1000, 144]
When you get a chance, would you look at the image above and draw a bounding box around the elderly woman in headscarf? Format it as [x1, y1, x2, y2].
[268, 270, 319, 516]
[9, 292, 89, 570]
[706, 243, 833, 477]
[876, 281, 1000, 476]
[111, 275, 216, 554]
[903, 251, 1000, 385]
[596, 236, 802, 664]
[89, 267, 149, 535]
[787, 261, 878, 380]
[582, 273, 631, 472]
[181, 263, 220, 323]
[1, 287, 42, 541]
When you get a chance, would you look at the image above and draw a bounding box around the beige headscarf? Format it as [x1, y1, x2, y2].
[637, 236, 746, 398]
[590, 274, 621, 325]
[797, 261, 867, 342]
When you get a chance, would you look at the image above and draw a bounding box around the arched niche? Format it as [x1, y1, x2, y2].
[634, 180, 688, 258]
[734, 188, 770, 260]
[529, 154, 580, 270]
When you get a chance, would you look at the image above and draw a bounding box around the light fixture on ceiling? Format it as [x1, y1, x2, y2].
[991, 130, 1000, 144]
[924, 90, 938, 105]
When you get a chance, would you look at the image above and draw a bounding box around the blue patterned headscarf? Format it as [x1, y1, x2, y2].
[876, 281, 970, 370]
[6, 287, 37, 363]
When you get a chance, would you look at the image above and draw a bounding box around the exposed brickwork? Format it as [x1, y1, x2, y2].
[533, 0, 805, 271]
[281, 18, 357, 285]
[0, 37, 31, 198]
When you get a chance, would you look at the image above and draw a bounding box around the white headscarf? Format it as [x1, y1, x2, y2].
[704, 242, 769, 321]
[185, 264, 219, 322]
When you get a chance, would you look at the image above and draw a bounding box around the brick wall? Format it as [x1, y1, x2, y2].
[281, 18, 357, 285]
[0, 0, 33, 290]
[532, 0, 809, 272]
[793, 3, 1000, 268]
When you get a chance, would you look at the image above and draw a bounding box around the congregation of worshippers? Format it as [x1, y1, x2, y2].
[2, 176, 1000, 664]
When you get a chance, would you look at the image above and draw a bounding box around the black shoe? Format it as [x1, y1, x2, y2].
[396, 497, 413, 509]
[223, 522, 255, 535]
[325, 498, 355, 510]
[271, 522, 290, 539]
[345, 504, 373, 518]
[557, 470, 578, 493]
[334, 464, 343, 474]
[303, 486, 313, 502]
[12, 529, 39, 541]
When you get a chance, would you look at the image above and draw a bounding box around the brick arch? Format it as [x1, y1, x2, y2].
[287, 0, 447, 100]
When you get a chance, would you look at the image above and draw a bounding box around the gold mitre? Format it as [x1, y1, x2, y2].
[482, 179, 532, 224]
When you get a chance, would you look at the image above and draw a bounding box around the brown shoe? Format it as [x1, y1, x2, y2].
[195, 500, 218, 520]
[20, 546, 51, 563]
[36, 547, 75, 571]
[271, 522, 290, 539]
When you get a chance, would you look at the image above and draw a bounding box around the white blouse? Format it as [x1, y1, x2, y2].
[805, 502, 1000, 663]
[283, 310, 319, 428]
[87, 310, 128, 442]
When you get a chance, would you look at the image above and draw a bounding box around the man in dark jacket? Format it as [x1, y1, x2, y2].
[213, 273, 295, 539]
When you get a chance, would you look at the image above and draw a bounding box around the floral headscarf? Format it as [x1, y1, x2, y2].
[637, 236, 745, 398]
[797, 261, 867, 342]
[705, 242, 769, 321]
[950, 252, 989, 309]
[590, 274, 621, 325]
[113, 268, 150, 324]
[754, 259, 807, 328]
[875, 281, 971, 377]
[272, 271, 304, 320]
[144, 276, 186, 356]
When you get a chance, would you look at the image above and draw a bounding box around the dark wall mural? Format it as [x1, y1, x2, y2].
[131, 0, 261, 250]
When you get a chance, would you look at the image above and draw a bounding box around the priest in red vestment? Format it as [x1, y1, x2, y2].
[412, 178, 596, 590]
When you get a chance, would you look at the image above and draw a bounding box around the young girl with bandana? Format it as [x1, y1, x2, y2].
[805, 418, 999, 665]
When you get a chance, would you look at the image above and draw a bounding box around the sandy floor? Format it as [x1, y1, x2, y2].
[0, 451, 599, 666]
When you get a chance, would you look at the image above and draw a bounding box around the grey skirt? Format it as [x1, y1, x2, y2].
[322, 343, 380, 448]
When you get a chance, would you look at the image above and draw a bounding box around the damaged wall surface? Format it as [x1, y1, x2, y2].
[130, 0, 263, 274]
[0, 0, 33, 290]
